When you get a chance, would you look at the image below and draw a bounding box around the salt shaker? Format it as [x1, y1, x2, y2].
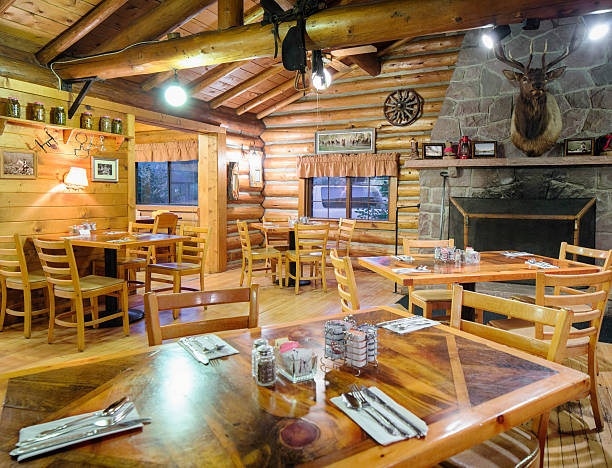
[251, 338, 268, 377]
[256, 345, 276, 386]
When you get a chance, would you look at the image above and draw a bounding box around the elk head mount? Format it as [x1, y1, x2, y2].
[495, 24, 582, 157]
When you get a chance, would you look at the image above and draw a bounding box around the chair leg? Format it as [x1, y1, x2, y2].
[321, 259, 327, 292]
[240, 256, 245, 286]
[246, 258, 253, 288]
[295, 260, 300, 295]
[588, 347, 603, 431]
[121, 283, 129, 336]
[75, 296, 85, 352]
[0, 280, 6, 332]
[423, 303, 433, 319]
[277, 255, 282, 288]
[47, 288, 55, 344]
[23, 287, 32, 339]
[285, 257, 290, 287]
[199, 271, 205, 292]
[172, 272, 181, 320]
[145, 268, 152, 293]
[91, 297, 99, 328]
[533, 411, 550, 468]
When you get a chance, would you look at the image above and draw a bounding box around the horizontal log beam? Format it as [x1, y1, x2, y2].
[226, 133, 264, 148]
[386, 35, 465, 57]
[36, 0, 129, 64]
[0, 0, 15, 15]
[228, 192, 264, 204]
[263, 171, 297, 182]
[227, 204, 265, 220]
[262, 184, 299, 197]
[55, 0, 603, 80]
[218, 0, 243, 30]
[263, 157, 298, 169]
[262, 198, 298, 210]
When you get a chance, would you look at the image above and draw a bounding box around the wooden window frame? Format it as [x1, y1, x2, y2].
[136, 160, 198, 206]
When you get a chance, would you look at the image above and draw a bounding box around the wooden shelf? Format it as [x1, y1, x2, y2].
[0, 116, 131, 151]
[402, 156, 612, 169]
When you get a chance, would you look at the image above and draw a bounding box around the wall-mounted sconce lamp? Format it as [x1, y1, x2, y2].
[64, 167, 89, 191]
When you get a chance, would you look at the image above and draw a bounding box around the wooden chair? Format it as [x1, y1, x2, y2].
[238, 221, 282, 287]
[403, 238, 455, 321]
[144, 285, 259, 346]
[285, 223, 330, 295]
[152, 212, 179, 263]
[146, 225, 211, 319]
[330, 218, 357, 257]
[33, 238, 129, 352]
[330, 249, 360, 313]
[490, 269, 612, 432]
[0, 234, 49, 338]
[262, 215, 290, 250]
[446, 284, 574, 468]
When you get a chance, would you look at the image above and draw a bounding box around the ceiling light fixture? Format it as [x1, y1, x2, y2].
[311, 50, 332, 91]
[164, 70, 187, 107]
[588, 22, 609, 40]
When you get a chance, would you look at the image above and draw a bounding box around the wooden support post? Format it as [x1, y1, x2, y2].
[36, 0, 129, 64]
[126, 114, 136, 223]
[218, 0, 243, 30]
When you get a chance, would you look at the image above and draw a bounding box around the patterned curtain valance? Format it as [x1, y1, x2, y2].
[296, 152, 399, 178]
[135, 140, 198, 162]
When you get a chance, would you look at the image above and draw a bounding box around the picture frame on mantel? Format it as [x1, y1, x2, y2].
[565, 138, 594, 156]
[315, 128, 375, 154]
[422, 143, 444, 159]
[472, 141, 497, 158]
[0, 148, 37, 179]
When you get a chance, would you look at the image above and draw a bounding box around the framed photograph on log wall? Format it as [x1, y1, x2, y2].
[0, 148, 37, 179]
[91, 157, 118, 182]
[422, 143, 444, 159]
[249, 152, 264, 188]
[472, 141, 497, 158]
[227, 161, 240, 201]
[564, 138, 594, 156]
[315, 128, 375, 154]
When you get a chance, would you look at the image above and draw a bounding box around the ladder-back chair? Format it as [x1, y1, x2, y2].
[0, 234, 49, 338]
[330, 249, 360, 313]
[285, 223, 330, 295]
[152, 212, 179, 263]
[144, 285, 259, 346]
[238, 221, 282, 287]
[34, 238, 129, 352]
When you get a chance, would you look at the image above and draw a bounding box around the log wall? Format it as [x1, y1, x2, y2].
[260, 34, 463, 256]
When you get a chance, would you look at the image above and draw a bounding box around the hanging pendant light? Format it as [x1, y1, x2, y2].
[311, 50, 332, 91]
[165, 70, 187, 107]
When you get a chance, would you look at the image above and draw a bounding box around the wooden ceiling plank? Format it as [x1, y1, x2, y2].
[218, 0, 243, 29]
[188, 60, 247, 96]
[235, 77, 297, 115]
[328, 58, 353, 73]
[209, 62, 283, 109]
[36, 0, 129, 64]
[0, 0, 16, 15]
[54, 0, 604, 80]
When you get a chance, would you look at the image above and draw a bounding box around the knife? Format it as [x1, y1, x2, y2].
[181, 339, 209, 365]
[11, 418, 152, 458]
[361, 387, 427, 438]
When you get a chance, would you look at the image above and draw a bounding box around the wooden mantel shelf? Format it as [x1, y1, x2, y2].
[403, 156, 612, 169]
[0, 116, 132, 150]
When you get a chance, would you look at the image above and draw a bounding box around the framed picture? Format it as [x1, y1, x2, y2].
[249, 152, 264, 188]
[565, 138, 594, 156]
[227, 161, 240, 201]
[91, 157, 118, 182]
[472, 141, 497, 158]
[315, 128, 375, 154]
[422, 143, 444, 159]
[0, 148, 37, 179]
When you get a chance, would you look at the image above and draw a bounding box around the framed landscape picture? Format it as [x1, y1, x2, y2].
[91, 157, 118, 182]
[422, 143, 444, 159]
[472, 141, 497, 158]
[0, 148, 37, 179]
[315, 128, 375, 154]
[564, 138, 594, 156]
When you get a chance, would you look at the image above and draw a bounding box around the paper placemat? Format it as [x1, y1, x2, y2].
[106, 238, 135, 243]
[377, 316, 439, 334]
[391, 267, 430, 274]
[391, 255, 414, 262]
[525, 259, 559, 269]
[179, 334, 239, 362]
[331, 386, 427, 445]
[500, 251, 534, 257]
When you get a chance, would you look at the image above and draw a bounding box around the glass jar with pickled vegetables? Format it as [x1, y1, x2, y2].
[31, 102, 45, 122]
[6, 97, 20, 118]
[99, 115, 112, 133]
[111, 118, 123, 135]
[80, 112, 93, 130]
[51, 107, 66, 125]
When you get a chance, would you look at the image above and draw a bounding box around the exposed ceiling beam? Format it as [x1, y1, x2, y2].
[0, 0, 16, 15]
[90, 0, 217, 54]
[54, 0, 604, 81]
[209, 62, 284, 109]
[188, 60, 247, 96]
[218, 0, 243, 29]
[348, 52, 381, 76]
[331, 45, 377, 57]
[36, 0, 129, 64]
[235, 77, 297, 115]
[328, 58, 353, 73]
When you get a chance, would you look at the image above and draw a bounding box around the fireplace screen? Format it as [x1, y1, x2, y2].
[449, 197, 596, 259]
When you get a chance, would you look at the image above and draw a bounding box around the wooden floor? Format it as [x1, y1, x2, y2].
[0, 267, 610, 467]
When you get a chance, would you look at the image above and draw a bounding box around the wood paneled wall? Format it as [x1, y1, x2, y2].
[260, 34, 463, 256]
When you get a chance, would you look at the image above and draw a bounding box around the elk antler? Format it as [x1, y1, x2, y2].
[494, 40, 525, 72]
[544, 21, 583, 71]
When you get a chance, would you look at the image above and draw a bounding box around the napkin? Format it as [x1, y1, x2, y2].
[500, 251, 534, 257]
[391, 267, 430, 274]
[331, 386, 427, 445]
[525, 259, 559, 269]
[391, 255, 414, 262]
[105, 238, 135, 243]
[377, 316, 439, 334]
[15, 407, 143, 462]
[179, 334, 239, 362]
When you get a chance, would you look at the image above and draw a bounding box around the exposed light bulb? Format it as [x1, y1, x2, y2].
[312, 69, 332, 91]
[165, 83, 187, 106]
[588, 23, 609, 40]
[481, 33, 494, 49]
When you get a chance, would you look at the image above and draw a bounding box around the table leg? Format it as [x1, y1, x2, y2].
[461, 282, 476, 322]
[99, 248, 144, 327]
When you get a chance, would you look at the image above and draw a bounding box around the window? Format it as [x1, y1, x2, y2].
[309, 176, 390, 220]
[136, 161, 197, 205]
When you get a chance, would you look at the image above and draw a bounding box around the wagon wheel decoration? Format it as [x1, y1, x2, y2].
[384, 89, 424, 126]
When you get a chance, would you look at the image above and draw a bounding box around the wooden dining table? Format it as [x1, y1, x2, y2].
[0, 307, 589, 467]
[46, 231, 190, 324]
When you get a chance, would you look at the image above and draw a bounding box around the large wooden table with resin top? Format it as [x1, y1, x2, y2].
[358, 251, 601, 287]
[0, 307, 588, 467]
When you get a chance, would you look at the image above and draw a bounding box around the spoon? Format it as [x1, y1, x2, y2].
[341, 393, 398, 435]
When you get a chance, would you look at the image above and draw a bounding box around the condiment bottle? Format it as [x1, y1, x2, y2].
[6, 97, 20, 118]
[80, 112, 93, 130]
[99, 115, 112, 133]
[31, 102, 45, 122]
[251, 338, 268, 377]
[112, 118, 123, 135]
[256, 345, 276, 387]
[51, 107, 66, 125]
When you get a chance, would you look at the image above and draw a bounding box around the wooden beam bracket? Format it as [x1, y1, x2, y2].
[65, 78, 97, 119]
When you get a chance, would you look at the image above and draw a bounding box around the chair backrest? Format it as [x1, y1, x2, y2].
[403, 238, 454, 255]
[330, 249, 360, 313]
[144, 284, 259, 346]
[33, 238, 81, 294]
[126, 221, 155, 262]
[178, 225, 210, 272]
[559, 242, 612, 270]
[295, 223, 330, 256]
[0, 234, 29, 284]
[533, 270, 612, 349]
[154, 212, 179, 235]
[449, 285, 572, 363]
[262, 216, 289, 245]
[336, 218, 357, 256]
[237, 221, 252, 254]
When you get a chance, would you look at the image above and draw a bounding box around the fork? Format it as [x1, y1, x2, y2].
[350, 385, 408, 436]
